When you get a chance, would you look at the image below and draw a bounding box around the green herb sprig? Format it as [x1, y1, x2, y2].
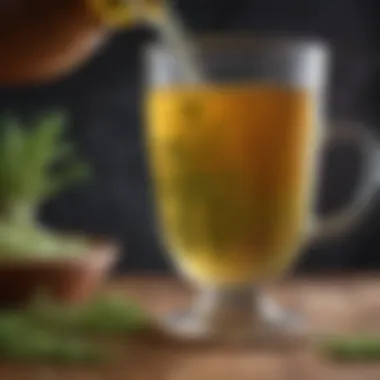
[0, 293, 150, 365]
[0, 112, 91, 259]
[0, 113, 89, 224]
[321, 336, 380, 362]
[0, 313, 105, 364]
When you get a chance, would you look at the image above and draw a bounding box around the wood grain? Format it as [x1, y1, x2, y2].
[1, 275, 380, 380]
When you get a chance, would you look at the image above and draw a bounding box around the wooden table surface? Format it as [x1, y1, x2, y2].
[1, 275, 380, 380]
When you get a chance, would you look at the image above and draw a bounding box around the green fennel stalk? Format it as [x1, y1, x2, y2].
[0, 113, 91, 259]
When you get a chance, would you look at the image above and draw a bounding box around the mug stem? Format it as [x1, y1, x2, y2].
[194, 286, 261, 329]
[163, 285, 308, 348]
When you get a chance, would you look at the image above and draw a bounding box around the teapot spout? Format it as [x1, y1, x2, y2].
[88, 0, 165, 28]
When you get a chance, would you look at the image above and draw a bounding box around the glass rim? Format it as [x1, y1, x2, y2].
[145, 32, 330, 54]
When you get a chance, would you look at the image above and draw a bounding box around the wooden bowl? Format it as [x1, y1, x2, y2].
[0, 0, 109, 86]
[0, 240, 119, 308]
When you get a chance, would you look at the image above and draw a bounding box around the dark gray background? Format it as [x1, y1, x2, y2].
[0, 0, 379, 273]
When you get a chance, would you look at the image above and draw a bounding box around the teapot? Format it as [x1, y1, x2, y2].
[0, 0, 159, 86]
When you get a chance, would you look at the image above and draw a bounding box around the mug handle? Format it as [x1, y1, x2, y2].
[310, 121, 380, 241]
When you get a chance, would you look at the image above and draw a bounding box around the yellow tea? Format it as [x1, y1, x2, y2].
[146, 84, 317, 285]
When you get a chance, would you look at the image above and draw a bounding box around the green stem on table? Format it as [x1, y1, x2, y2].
[0, 294, 151, 365]
[322, 336, 380, 362]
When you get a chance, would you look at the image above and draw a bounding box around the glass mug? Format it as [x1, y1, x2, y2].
[144, 36, 380, 345]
